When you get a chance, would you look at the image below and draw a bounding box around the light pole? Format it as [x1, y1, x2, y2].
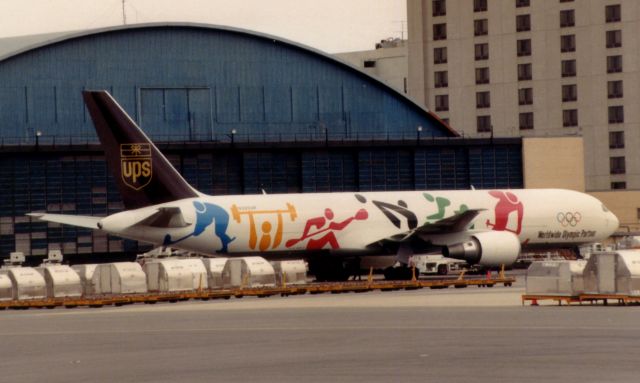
[416, 126, 423, 145]
[230, 129, 237, 147]
[35, 130, 42, 149]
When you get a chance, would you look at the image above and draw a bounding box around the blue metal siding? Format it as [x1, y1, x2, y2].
[0, 26, 451, 144]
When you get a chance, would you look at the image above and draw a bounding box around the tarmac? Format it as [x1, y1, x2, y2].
[1, 275, 639, 383]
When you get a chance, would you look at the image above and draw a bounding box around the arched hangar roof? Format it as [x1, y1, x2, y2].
[0, 23, 457, 143]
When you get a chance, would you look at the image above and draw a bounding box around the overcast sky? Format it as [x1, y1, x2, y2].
[0, 0, 407, 53]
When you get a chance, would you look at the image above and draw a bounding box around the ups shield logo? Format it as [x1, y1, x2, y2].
[121, 143, 152, 190]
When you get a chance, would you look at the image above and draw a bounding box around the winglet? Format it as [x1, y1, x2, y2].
[83, 91, 199, 209]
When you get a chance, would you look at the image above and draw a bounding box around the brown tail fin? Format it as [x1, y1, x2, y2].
[83, 90, 199, 210]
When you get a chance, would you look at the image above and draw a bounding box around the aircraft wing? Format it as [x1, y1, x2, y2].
[27, 213, 101, 229]
[366, 209, 483, 247]
[413, 209, 483, 235]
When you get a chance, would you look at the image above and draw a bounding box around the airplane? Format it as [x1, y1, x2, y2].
[28, 91, 620, 280]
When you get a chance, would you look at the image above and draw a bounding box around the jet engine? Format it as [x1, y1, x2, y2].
[442, 231, 520, 266]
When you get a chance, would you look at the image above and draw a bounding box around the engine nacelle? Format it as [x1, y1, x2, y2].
[442, 231, 520, 266]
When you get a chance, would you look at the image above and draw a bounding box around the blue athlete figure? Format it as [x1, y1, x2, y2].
[163, 201, 235, 253]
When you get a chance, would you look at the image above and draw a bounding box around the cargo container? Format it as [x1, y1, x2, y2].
[584, 253, 618, 294]
[272, 260, 307, 285]
[0, 274, 13, 301]
[222, 257, 276, 288]
[143, 259, 193, 292]
[92, 262, 148, 295]
[201, 258, 228, 289]
[614, 250, 640, 296]
[72, 264, 98, 295]
[38, 265, 82, 298]
[6, 267, 46, 300]
[178, 258, 209, 290]
[584, 251, 640, 296]
[526, 260, 586, 296]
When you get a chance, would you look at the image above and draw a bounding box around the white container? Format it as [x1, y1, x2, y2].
[272, 260, 307, 285]
[39, 265, 82, 298]
[526, 260, 586, 296]
[201, 258, 228, 289]
[222, 257, 276, 288]
[178, 258, 209, 290]
[612, 250, 640, 296]
[92, 262, 148, 295]
[0, 274, 13, 301]
[72, 264, 98, 295]
[584, 253, 618, 294]
[7, 267, 46, 300]
[143, 259, 193, 292]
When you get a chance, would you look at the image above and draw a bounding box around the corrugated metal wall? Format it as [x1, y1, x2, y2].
[0, 26, 450, 144]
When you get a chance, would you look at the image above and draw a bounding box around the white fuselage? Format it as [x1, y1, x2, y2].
[98, 189, 619, 257]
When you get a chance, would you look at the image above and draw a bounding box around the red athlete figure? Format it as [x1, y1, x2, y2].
[286, 208, 368, 250]
[485, 191, 524, 235]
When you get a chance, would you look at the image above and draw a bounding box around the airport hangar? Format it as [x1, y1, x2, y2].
[0, 23, 535, 265]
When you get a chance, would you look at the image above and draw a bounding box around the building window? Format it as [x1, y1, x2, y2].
[474, 19, 489, 36]
[560, 35, 576, 52]
[475, 43, 489, 60]
[434, 23, 447, 40]
[517, 39, 531, 56]
[475, 67, 490, 84]
[434, 47, 447, 64]
[434, 71, 448, 88]
[435, 95, 449, 111]
[474, 0, 487, 12]
[610, 156, 625, 174]
[518, 88, 533, 105]
[561, 59, 577, 77]
[477, 115, 491, 132]
[560, 9, 575, 28]
[608, 80, 623, 99]
[516, 15, 531, 32]
[562, 84, 577, 102]
[607, 55, 623, 73]
[518, 63, 532, 81]
[606, 30, 622, 48]
[433, 0, 446, 16]
[606, 4, 621, 23]
[611, 182, 626, 190]
[476, 91, 490, 108]
[609, 131, 625, 149]
[519, 112, 534, 130]
[363, 60, 376, 68]
[516, 0, 530, 8]
[609, 106, 624, 124]
[563, 109, 578, 127]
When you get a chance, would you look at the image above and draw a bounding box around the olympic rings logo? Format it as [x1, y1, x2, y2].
[557, 212, 581, 227]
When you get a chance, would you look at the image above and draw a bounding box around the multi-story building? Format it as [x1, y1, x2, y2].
[408, 0, 639, 191]
[335, 38, 409, 94]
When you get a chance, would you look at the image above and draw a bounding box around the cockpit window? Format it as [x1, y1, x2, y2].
[601, 204, 610, 213]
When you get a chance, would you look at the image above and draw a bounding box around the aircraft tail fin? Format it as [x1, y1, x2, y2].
[83, 90, 199, 210]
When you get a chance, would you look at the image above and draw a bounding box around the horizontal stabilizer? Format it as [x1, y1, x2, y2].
[28, 213, 101, 230]
[139, 207, 190, 228]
